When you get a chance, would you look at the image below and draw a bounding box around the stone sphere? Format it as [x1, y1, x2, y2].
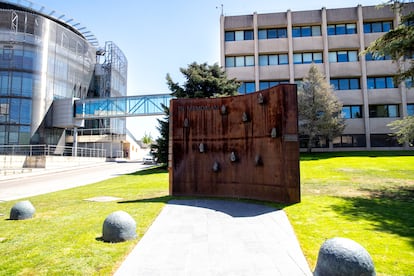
[314, 237, 376, 276]
[10, 200, 36, 220]
[102, 211, 137, 243]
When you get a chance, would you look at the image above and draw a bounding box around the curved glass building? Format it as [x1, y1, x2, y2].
[0, 0, 128, 156]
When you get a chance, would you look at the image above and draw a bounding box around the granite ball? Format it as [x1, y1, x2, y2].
[10, 200, 35, 220]
[314, 237, 376, 276]
[102, 211, 137, 243]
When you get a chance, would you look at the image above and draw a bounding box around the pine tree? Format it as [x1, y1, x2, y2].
[153, 62, 240, 164]
[166, 62, 239, 98]
[364, 1, 414, 86]
[151, 104, 169, 165]
[298, 64, 345, 152]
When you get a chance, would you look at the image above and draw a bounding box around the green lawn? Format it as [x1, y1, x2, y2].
[0, 152, 413, 275]
[0, 167, 170, 275]
[285, 151, 414, 276]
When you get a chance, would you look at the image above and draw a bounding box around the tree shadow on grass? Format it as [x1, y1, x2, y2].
[118, 196, 280, 218]
[300, 150, 414, 161]
[332, 185, 414, 247]
[126, 166, 168, 176]
[118, 195, 172, 204]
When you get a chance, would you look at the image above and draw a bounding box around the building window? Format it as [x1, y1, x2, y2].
[293, 52, 323, 64]
[333, 134, 366, 147]
[330, 78, 360, 90]
[407, 104, 414, 116]
[329, 51, 358, 62]
[259, 80, 289, 90]
[225, 30, 254, 41]
[370, 134, 401, 147]
[225, 56, 255, 67]
[259, 54, 288, 66]
[238, 82, 256, 94]
[363, 21, 393, 33]
[365, 52, 392, 61]
[367, 77, 396, 89]
[292, 25, 321, 37]
[258, 28, 287, 39]
[342, 105, 362, 119]
[299, 135, 329, 148]
[327, 23, 357, 35]
[369, 104, 399, 118]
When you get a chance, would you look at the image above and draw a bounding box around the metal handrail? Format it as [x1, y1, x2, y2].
[0, 144, 106, 158]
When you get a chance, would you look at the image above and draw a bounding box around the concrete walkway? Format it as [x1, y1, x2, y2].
[115, 199, 312, 276]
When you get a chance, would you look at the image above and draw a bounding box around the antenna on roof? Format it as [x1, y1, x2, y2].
[216, 4, 224, 16]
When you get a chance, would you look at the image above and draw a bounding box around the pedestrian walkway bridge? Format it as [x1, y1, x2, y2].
[74, 93, 172, 119]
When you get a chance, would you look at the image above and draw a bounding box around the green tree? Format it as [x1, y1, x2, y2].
[364, 1, 414, 86]
[298, 64, 345, 152]
[151, 104, 169, 165]
[141, 132, 153, 147]
[388, 115, 414, 146]
[153, 62, 240, 164]
[166, 62, 240, 98]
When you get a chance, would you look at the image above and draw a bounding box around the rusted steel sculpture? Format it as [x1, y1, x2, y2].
[169, 84, 300, 203]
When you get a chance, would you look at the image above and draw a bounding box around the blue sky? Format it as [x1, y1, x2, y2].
[36, 0, 382, 139]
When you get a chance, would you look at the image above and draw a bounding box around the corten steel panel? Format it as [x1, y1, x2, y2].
[169, 84, 300, 203]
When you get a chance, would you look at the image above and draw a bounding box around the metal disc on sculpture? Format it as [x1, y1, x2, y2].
[102, 211, 137, 243]
[9, 200, 35, 220]
[314, 237, 376, 276]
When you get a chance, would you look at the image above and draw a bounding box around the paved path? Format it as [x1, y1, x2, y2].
[0, 162, 150, 201]
[115, 199, 312, 276]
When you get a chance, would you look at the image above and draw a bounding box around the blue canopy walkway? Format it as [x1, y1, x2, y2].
[74, 94, 172, 119]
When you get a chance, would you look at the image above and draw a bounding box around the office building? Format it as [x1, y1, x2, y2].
[0, 0, 143, 158]
[221, 3, 414, 150]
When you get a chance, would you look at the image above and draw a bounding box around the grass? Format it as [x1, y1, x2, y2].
[283, 151, 414, 276]
[0, 167, 170, 275]
[0, 152, 413, 275]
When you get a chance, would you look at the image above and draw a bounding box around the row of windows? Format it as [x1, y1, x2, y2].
[369, 104, 399, 117]
[238, 81, 413, 119]
[225, 21, 393, 41]
[241, 79, 404, 93]
[227, 50, 393, 67]
[225, 30, 254, 41]
[292, 26, 321, 37]
[333, 134, 402, 148]
[329, 51, 358, 63]
[0, 72, 33, 97]
[225, 56, 254, 67]
[258, 28, 287, 39]
[0, 98, 32, 125]
[259, 54, 288, 66]
[363, 21, 393, 33]
[331, 77, 397, 90]
[330, 78, 360, 90]
[259, 80, 289, 90]
[302, 133, 401, 148]
[293, 52, 323, 64]
[341, 104, 414, 118]
[342, 105, 362, 119]
[327, 23, 357, 35]
[367, 77, 395, 89]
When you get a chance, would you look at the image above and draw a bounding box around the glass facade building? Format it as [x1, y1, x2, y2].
[0, 1, 128, 155]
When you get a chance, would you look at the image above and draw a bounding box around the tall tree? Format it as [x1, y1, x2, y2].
[166, 62, 240, 98]
[298, 64, 345, 152]
[364, 1, 414, 86]
[151, 104, 169, 165]
[153, 62, 240, 164]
